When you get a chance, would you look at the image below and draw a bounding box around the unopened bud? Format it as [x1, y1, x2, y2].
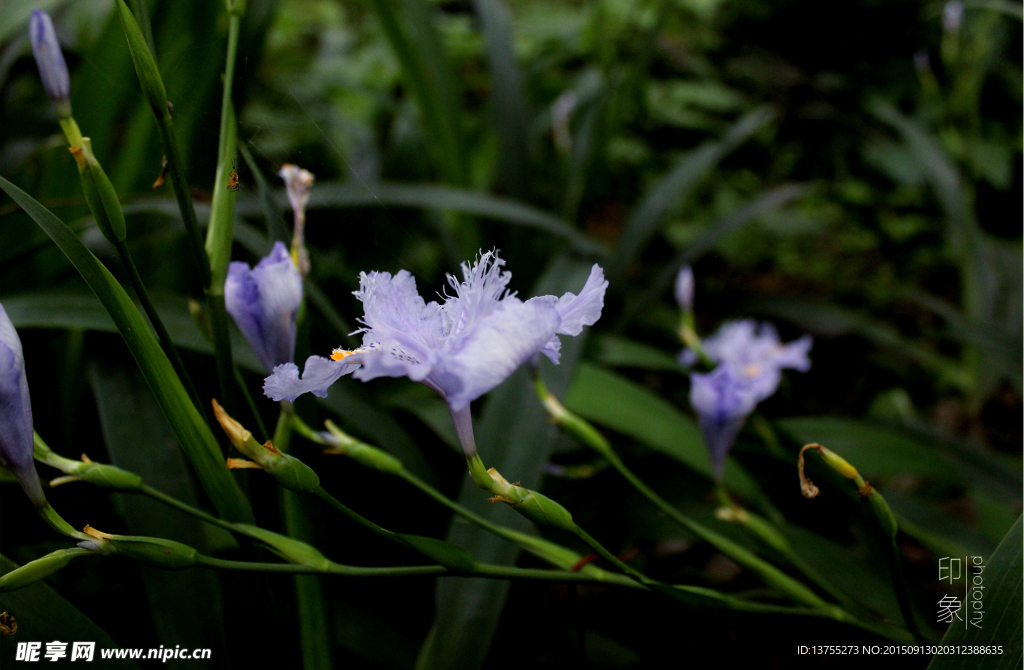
[0, 548, 90, 592]
[484, 467, 575, 531]
[213, 400, 320, 492]
[29, 10, 71, 116]
[106, 534, 198, 570]
[236, 524, 331, 571]
[674, 265, 695, 312]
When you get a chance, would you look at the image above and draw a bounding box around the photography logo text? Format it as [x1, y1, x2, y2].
[937, 555, 985, 629]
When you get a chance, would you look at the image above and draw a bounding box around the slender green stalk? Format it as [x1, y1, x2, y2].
[203, 8, 244, 411]
[114, 240, 202, 412]
[313, 486, 405, 546]
[196, 555, 445, 576]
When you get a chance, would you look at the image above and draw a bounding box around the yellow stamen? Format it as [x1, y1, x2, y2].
[330, 347, 366, 361]
[745, 363, 761, 378]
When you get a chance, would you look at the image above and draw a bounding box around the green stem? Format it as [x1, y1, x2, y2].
[569, 524, 654, 586]
[313, 486, 404, 547]
[36, 502, 88, 540]
[153, 110, 210, 288]
[114, 240, 203, 413]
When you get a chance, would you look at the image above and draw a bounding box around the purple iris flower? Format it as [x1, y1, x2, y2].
[29, 10, 70, 112]
[683, 319, 812, 480]
[225, 241, 303, 373]
[0, 303, 45, 506]
[264, 251, 608, 455]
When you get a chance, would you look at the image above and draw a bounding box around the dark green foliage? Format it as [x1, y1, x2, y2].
[0, 0, 1019, 667]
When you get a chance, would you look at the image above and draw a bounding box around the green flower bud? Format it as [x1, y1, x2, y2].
[264, 455, 320, 494]
[108, 535, 198, 570]
[235, 524, 331, 571]
[114, 0, 169, 120]
[484, 467, 575, 531]
[69, 139, 127, 244]
[0, 548, 90, 592]
[507, 490, 575, 532]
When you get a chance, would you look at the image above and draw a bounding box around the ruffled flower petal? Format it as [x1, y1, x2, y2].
[438, 299, 561, 412]
[263, 355, 359, 402]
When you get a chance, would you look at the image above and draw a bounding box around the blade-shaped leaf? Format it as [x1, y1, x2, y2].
[0, 176, 253, 523]
[239, 182, 605, 256]
[564, 362, 762, 499]
[610, 107, 775, 277]
[472, 0, 531, 197]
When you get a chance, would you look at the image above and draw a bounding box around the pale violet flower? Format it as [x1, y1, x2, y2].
[0, 303, 45, 505]
[225, 241, 303, 373]
[264, 251, 608, 455]
[29, 9, 70, 113]
[683, 319, 812, 480]
[674, 265, 694, 311]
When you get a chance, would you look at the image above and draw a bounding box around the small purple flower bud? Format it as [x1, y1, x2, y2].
[29, 9, 71, 113]
[914, 50, 931, 73]
[225, 242, 303, 373]
[942, 1, 964, 33]
[0, 303, 45, 505]
[674, 265, 695, 311]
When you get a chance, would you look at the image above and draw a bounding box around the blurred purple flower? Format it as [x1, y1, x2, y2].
[674, 265, 694, 311]
[225, 241, 303, 373]
[683, 319, 812, 480]
[29, 9, 70, 111]
[265, 251, 607, 454]
[0, 303, 45, 505]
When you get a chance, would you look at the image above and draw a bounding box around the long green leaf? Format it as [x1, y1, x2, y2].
[472, 0, 531, 196]
[366, 0, 465, 184]
[0, 176, 253, 523]
[927, 514, 1022, 670]
[415, 256, 593, 670]
[610, 107, 775, 277]
[564, 362, 762, 499]
[0, 554, 141, 668]
[618, 184, 807, 327]
[241, 182, 605, 256]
